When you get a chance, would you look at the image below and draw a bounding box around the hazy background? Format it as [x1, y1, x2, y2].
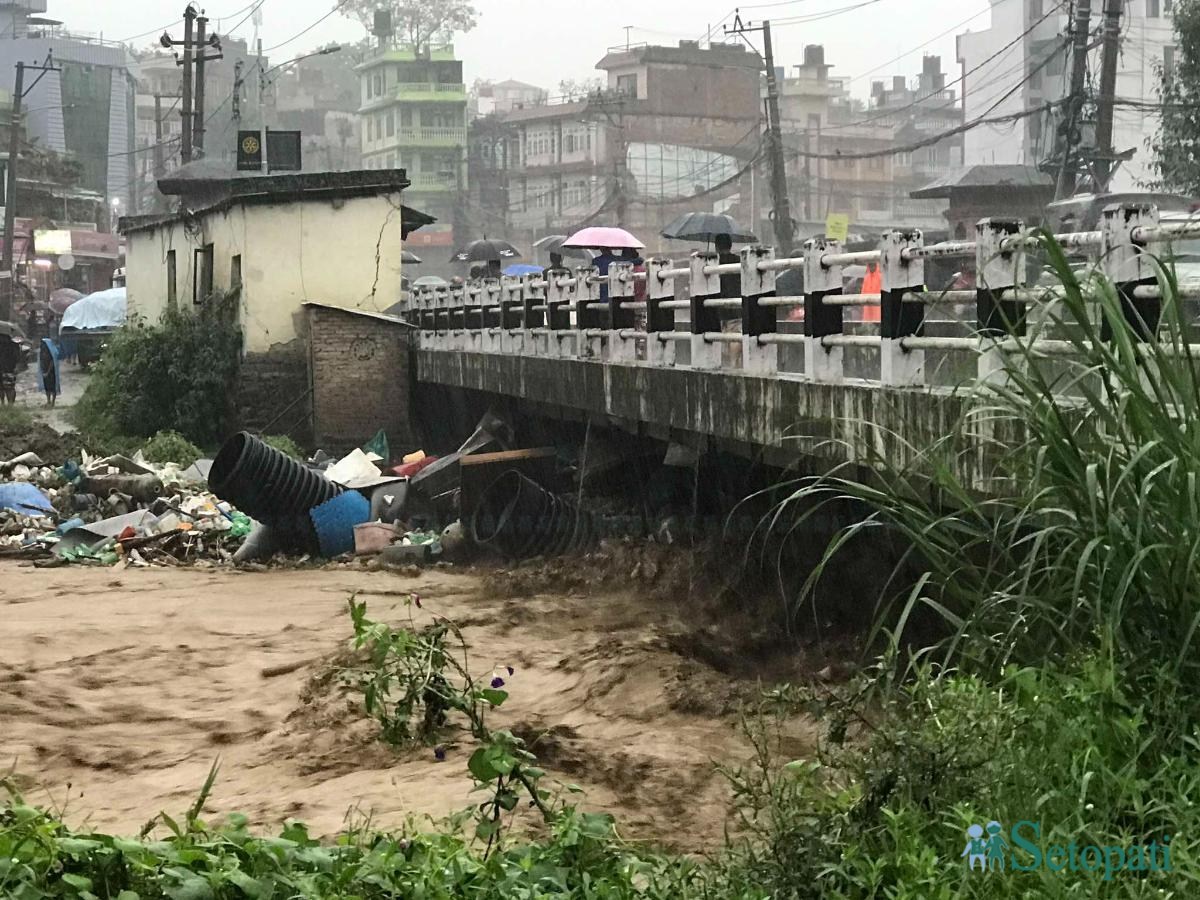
[52, 0, 994, 98]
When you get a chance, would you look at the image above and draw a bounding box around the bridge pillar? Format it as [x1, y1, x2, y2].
[609, 261, 638, 362]
[478, 279, 501, 354]
[976, 219, 1026, 384]
[424, 290, 442, 351]
[741, 245, 778, 374]
[499, 276, 524, 354]
[645, 257, 677, 367]
[804, 237, 844, 382]
[522, 273, 545, 356]
[1101, 203, 1161, 343]
[447, 286, 464, 352]
[576, 265, 604, 360]
[689, 250, 723, 369]
[880, 229, 925, 386]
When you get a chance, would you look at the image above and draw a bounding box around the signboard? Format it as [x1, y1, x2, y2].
[266, 130, 303, 172]
[34, 229, 72, 256]
[825, 213, 850, 243]
[237, 131, 263, 172]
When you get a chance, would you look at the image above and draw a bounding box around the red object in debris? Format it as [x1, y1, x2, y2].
[117, 526, 137, 541]
[393, 456, 438, 478]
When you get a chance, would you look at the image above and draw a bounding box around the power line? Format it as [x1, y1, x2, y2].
[262, 0, 351, 53]
[116, 0, 263, 44]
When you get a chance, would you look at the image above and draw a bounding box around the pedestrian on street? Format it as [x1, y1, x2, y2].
[37, 337, 60, 408]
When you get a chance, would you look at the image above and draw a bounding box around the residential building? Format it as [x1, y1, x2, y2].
[958, 0, 1175, 191]
[473, 79, 548, 118]
[0, 0, 136, 209]
[469, 40, 761, 257]
[777, 48, 959, 234]
[357, 44, 467, 258]
[120, 168, 433, 439]
[274, 45, 361, 172]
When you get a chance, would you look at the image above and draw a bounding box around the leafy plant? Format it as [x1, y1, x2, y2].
[262, 434, 305, 460]
[141, 430, 203, 467]
[74, 295, 241, 449]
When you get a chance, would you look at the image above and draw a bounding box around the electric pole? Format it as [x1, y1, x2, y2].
[180, 6, 195, 163]
[191, 14, 222, 159]
[232, 60, 242, 125]
[161, 5, 221, 164]
[1054, 0, 1092, 200]
[727, 14, 794, 255]
[1093, 0, 1123, 191]
[2, 53, 60, 318]
[153, 94, 166, 179]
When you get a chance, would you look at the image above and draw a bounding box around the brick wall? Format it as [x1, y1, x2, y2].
[307, 305, 415, 457]
[236, 339, 312, 446]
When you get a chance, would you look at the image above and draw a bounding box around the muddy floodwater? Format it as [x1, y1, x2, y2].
[0, 559, 817, 850]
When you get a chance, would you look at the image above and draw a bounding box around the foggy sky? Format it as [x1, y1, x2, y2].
[53, 0, 993, 98]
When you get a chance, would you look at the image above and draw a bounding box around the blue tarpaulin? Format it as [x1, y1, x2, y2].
[0, 482, 53, 516]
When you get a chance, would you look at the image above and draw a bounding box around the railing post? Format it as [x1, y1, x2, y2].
[880, 229, 925, 386]
[465, 283, 483, 353]
[741, 245, 777, 374]
[645, 257, 676, 367]
[609, 260, 637, 362]
[803, 237, 844, 382]
[424, 289, 441, 350]
[498, 275, 523, 354]
[976, 219, 1026, 383]
[523, 273, 545, 356]
[576, 265, 602, 359]
[546, 268, 572, 358]
[689, 250, 722, 369]
[447, 285, 464, 352]
[1101, 202, 1161, 343]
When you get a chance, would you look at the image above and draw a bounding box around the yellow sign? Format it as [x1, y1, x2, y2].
[241, 135, 261, 155]
[825, 214, 850, 242]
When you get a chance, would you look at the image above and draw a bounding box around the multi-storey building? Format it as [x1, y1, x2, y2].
[468, 40, 761, 256]
[0, 0, 136, 209]
[357, 44, 466, 255]
[958, 0, 1175, 191]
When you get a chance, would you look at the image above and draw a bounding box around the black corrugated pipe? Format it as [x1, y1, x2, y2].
[471, 470, 596, 559]
[209, 432, 344, 551]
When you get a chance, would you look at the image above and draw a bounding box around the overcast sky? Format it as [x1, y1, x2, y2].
[51, 0, 993, 99]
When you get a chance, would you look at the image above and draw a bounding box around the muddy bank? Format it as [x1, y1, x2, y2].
[0, 561, 819, 850]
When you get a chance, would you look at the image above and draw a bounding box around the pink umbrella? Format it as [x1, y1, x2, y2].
[562, 226, 644, 250]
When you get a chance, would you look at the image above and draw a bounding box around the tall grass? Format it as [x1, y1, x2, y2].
[777, 234, 1200, 708]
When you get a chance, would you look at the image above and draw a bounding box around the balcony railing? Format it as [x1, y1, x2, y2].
[407, 126, 466, 144]
[407, 171, 457, 190]
[395, 82, 466, 96]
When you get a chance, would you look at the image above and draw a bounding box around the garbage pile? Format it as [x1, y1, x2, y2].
[0, 410, 608, 570]
[0, 449, 252, 568]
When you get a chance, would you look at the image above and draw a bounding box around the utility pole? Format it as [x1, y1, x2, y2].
[232, 60, 242, 125]
[727, 14, 794, 255]
[179, 6, 195, 163]
[1055, 0, 1093, 200]
[190, 14, 222, 159]
[1093, 0, 1123, 191]
[2, 53, 60, 318]
[257, 38, 268, 174]
[153, 94, 166, 179]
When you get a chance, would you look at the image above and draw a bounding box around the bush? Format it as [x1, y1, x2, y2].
[73, 295, 241, 448]
[141, 430, 203, 467]
[263, 433, 304, 459]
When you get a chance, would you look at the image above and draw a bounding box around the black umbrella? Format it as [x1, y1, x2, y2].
[532, 234, 593, 260]
[661, 212, 757, 244]
[450, 238, 522, 264]
[401, 249, 423, 264]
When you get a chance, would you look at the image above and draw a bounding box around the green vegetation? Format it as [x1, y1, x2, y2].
[141, 431, 203, 468]
[262, 434, 305, 460]
[74, 296, 241, 449]
[5, 237, 1200, 897]
[0, 404, 34, 432]
[1154, 0, 1200, 193]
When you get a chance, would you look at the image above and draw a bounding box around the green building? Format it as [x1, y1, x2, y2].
[357, 46, 466, 256]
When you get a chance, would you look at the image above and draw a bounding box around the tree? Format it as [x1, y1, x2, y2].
[340, 0, 478, 55]
[1153, 0, 1200, 193]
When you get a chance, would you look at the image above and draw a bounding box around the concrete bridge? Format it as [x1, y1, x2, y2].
[410, 203, 1197, 485]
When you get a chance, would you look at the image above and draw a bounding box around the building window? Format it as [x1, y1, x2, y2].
[616, 74, 637, 97]
[386, 110, 395, 137]
[1165, 45, 1177, 82]
[373, 73, 383, 96]
[194, 244, 213, 304]
[1148, 0, 1160, 15]
[230, 254, 242, 292]
[1028, 0, 1042, 18]
[166, 249, 177, 308]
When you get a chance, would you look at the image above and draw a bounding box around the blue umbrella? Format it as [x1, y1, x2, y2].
[503, 264, 544, 276]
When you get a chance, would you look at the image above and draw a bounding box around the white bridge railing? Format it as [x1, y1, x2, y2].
[407, 203, 1200, 387]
